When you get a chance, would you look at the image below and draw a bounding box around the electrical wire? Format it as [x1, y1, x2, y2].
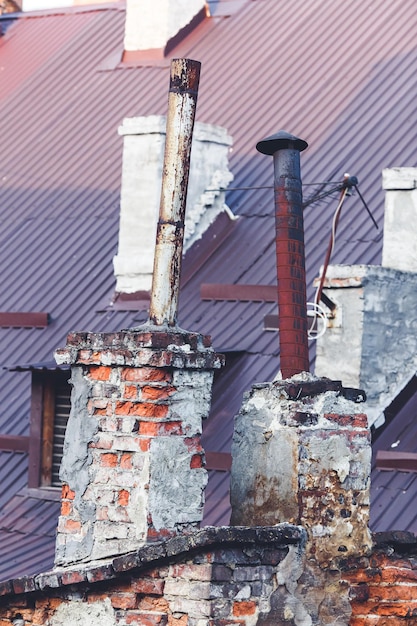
[205, 173, 377, 342]
[308, 182, 349, 339]
[314, 182, 350, 309]
[204, 181, 343, 193]
[307, 302, 328, 339]
[328, 187, 349, 263]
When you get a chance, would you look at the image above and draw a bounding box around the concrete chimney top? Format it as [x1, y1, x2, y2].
[382, 167, 417, 273]
[124, 0, 209, 54]
[113, 116, 233, 296]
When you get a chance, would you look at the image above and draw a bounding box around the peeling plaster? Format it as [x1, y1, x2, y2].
[48, 598, 116, 626]
[59, 367, 97, 501]
[307, 435, 350, 484]
[149, 437, 208, 530]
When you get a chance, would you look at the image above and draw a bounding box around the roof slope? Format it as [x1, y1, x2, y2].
[0, 0, 416, 578]
[0, 494, 59, 581]
[370, 380, 417, 533]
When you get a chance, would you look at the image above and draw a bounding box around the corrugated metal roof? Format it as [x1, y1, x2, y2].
[0, 493, 59, 580]
[0, 453, 29, 508]
[0, 0, 416, 580]
[370, 382, 417, 533]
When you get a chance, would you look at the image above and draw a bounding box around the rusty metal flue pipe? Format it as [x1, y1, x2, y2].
[256, 130, 310, 378]
[148, 58, 201, 327]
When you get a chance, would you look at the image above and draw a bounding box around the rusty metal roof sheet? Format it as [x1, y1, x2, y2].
[0, 0, 416, 579]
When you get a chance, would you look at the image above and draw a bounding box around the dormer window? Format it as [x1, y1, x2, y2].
[24, 367, 71, 489]
[3, 361, 71, 492]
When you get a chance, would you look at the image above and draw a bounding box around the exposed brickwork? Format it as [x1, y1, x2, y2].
[229, 373, 376, 623]
[6, 319, 413, 626]
[2, 463, 417, 626]
[54, 329, 224, 566]
[231, 374, 372, 568]
[0, 527, 303, 625]
[342, 534, 417, 625]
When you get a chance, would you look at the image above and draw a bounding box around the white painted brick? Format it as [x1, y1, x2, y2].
[117, 416, 138, 433]
[105, 505, 131, 523]
[94, 521, 129, 540]
[111, 435, 142, 452]
[83, 486, 115, 506]
[165, 579, 211, 600]
[168, 598, 211, 618]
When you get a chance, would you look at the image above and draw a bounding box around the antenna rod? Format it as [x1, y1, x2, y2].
[355, 184, 379, 230]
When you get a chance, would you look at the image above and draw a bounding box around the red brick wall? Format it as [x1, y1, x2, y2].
[342, 539, 417, 625]
[0, 528, 299, 626]
[54, 330, 223, 566]
[1, 528, 417, 624]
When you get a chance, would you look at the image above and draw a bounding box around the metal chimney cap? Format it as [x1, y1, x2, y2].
[256, 130, 308, 155]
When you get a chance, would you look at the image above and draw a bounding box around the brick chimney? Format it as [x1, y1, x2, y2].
[54, 59, 224, 567]
[230, 374, 372, 568]
[230, 374, 372, 622]
[54, 330, 223, 565]
[113, 116, 233, 295]
[124, 0, 209, 57]
[315, 167, 417, 427]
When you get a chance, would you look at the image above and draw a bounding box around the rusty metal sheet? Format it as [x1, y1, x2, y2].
[200, 283, 277, 302]
[0, 312, 49, 328]
[149, 58, 201, 327]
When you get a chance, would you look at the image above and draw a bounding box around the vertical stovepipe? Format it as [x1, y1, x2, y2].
[149, 58, 201, 327]
[256, 131, 310, 377]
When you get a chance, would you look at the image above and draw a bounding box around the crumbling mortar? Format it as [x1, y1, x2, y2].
[1, 529, 306, 608]
[110, 368, 121, 385]
[244, 396, 365, 436]
[58, 342, 223, 372]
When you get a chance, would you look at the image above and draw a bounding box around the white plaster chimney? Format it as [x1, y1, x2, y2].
[113, 115, 233, 295]
[315, 167, 417, 427]
[124, 0, 209, 53]
[382, 167, 417, 272]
